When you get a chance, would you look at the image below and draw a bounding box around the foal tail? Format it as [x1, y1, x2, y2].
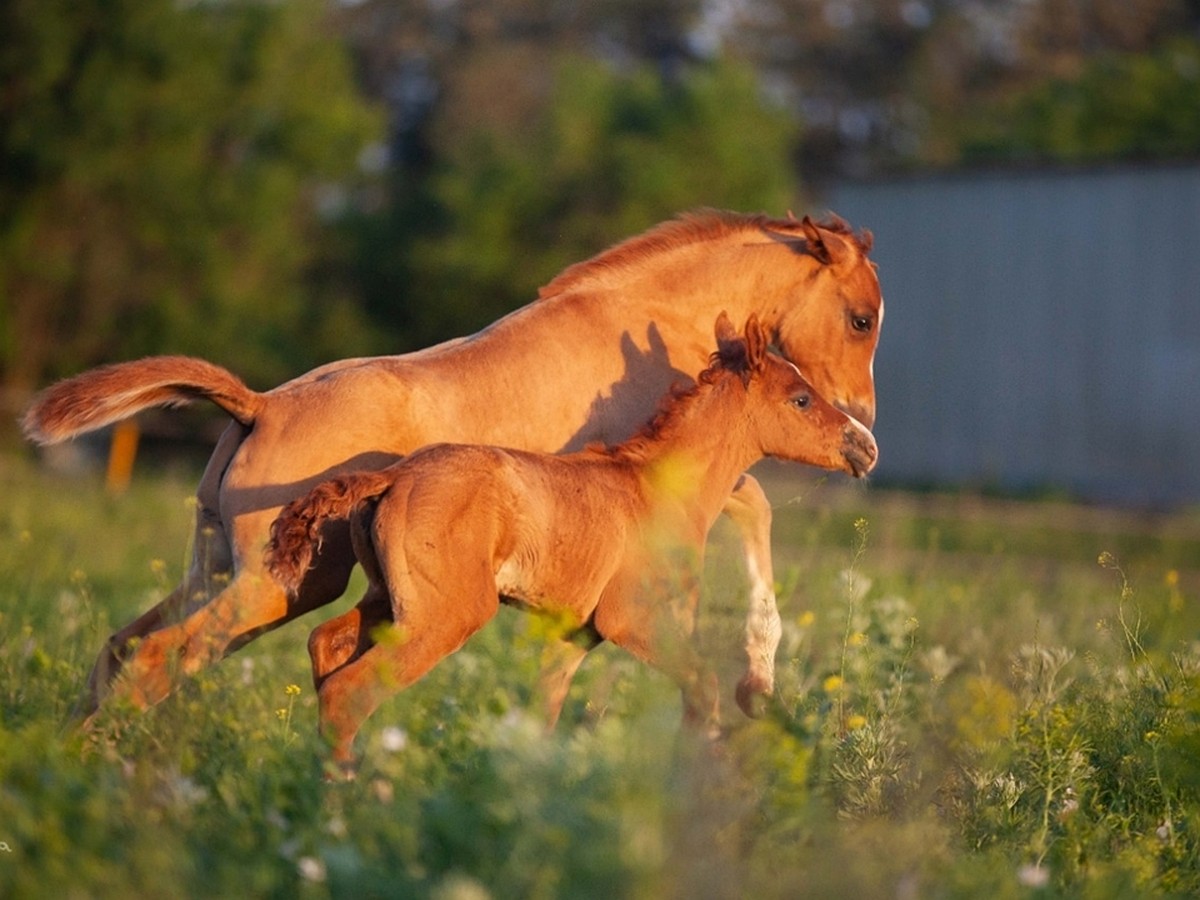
[21, 356, 264, 445]
[266, 469, 397, 595]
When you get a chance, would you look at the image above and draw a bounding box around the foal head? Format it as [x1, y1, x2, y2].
[709, 312, 877, 478]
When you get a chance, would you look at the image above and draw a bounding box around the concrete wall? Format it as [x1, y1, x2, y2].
[823, 164, 1200, 507]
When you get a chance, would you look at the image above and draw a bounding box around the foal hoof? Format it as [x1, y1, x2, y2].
[322, 757, 360, 783]
[735, 675, 773, 719]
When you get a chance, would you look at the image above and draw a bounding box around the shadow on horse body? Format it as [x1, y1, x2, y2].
[22, 210, 883, 723]
[266, 314, 878, 768]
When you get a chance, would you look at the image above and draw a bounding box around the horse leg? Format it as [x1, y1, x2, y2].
[308, 587, 392, 690]
[610, 620, 720, 739]
[595, 579, 720, 738]
[723, 473, 782, 717]
[536, 626, 602, 730]
[316, 583, 499, 771]
[83, 585, 173, 717]
[82, 496, 234, 716]
[101, 510, 356, 712]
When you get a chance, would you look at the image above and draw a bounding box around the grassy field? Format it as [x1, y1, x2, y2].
[1, 451, 1199, 898]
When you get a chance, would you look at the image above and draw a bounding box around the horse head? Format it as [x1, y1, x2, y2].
[770, 215, 882, 430]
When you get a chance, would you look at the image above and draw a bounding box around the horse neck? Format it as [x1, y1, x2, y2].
[551, 228, 821, 340]
[632, 376, 763, 526]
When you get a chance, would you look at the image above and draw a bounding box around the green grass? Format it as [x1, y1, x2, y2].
[2, 452, 1199, 898]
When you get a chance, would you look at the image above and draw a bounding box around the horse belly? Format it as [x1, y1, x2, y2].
[493, 530, 612, 626]
[494, 554, 580, 614]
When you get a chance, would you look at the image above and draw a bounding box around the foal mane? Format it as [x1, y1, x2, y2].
[538, 209, 871, 299]
[597, 332, 758, 465]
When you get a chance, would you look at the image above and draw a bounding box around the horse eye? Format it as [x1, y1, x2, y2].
[850, 314, 873, 333]
[792, 394, 811, 410]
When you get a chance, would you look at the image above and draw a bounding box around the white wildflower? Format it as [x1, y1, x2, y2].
[297, 856, 327, 883]
[1016, 863, 1049, 888]
[380, 726, 408, 753]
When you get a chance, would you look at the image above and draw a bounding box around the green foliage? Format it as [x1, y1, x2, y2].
[390, 55, 800, 348]
[0, 0, 383, 388]
[3, 454, 1200, 897]
[960, 37, 1200, 165]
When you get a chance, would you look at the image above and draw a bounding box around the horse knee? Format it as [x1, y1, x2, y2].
[308, 612, 364, 687]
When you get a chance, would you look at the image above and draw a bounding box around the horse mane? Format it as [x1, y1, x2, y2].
[538, 209, 872, 300]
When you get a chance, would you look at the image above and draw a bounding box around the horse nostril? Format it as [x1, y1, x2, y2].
[842, 423, 878, 475]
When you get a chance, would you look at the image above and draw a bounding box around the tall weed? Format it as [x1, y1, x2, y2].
[2, 455, 1198, 897]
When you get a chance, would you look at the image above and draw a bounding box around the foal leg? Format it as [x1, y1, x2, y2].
[308, 586, 392, 690]
[316, 587, 499, 769]
[536, 627, 602, 730]
[612, 622, 720, 739]
[595, 580, 720, 739]
[723, 473, 782, 717]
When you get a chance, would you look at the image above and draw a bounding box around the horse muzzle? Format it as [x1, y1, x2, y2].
[841, 422, 878, 478]
[837, 400, 875, 431]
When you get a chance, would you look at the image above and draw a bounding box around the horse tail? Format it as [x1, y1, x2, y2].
[21, 356, 264, 445]
[266, 469, 397, 595]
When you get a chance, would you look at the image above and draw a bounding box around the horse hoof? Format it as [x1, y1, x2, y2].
[735, 676, 772, 719]
[323, 757, 360, 783]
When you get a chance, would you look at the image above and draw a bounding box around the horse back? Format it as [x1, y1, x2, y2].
[366, 445, 642, 625]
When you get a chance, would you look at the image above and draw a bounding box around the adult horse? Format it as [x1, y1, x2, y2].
[22, 209, 883, 721]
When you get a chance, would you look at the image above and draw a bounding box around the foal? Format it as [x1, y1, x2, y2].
[266, 314, 877, 766]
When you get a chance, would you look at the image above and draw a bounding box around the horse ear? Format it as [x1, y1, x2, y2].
[743, 314, 767, 371]
[712, 311, 748, 375]
[714, 310, 738, 349]
[801, 215, 834, 265]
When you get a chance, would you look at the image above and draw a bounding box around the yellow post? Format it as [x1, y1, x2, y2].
[106, 419, 140, 494]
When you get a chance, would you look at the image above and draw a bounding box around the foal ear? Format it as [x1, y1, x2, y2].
[801, 215, 834, 265]
[712, 311, 748, 375]
[714, 310, 737, 345]
[743, 314, 768, 372]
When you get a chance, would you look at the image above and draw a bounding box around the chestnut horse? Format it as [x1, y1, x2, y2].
[22, 210, 882, 721]
[266, 314, 877, 766]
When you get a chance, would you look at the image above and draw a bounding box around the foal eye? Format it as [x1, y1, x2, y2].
[792, 395, 811, 410]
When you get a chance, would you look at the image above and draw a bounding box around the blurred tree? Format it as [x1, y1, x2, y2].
[724, 0, 936, 181]
[721, 0, 1200, 179]
[400, 55, 799, 346]
[957, 36, 1200, 164]
[915, 0, 1200, 166]
[0, 0, 382, 390]
[333, 0, 797, 349]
